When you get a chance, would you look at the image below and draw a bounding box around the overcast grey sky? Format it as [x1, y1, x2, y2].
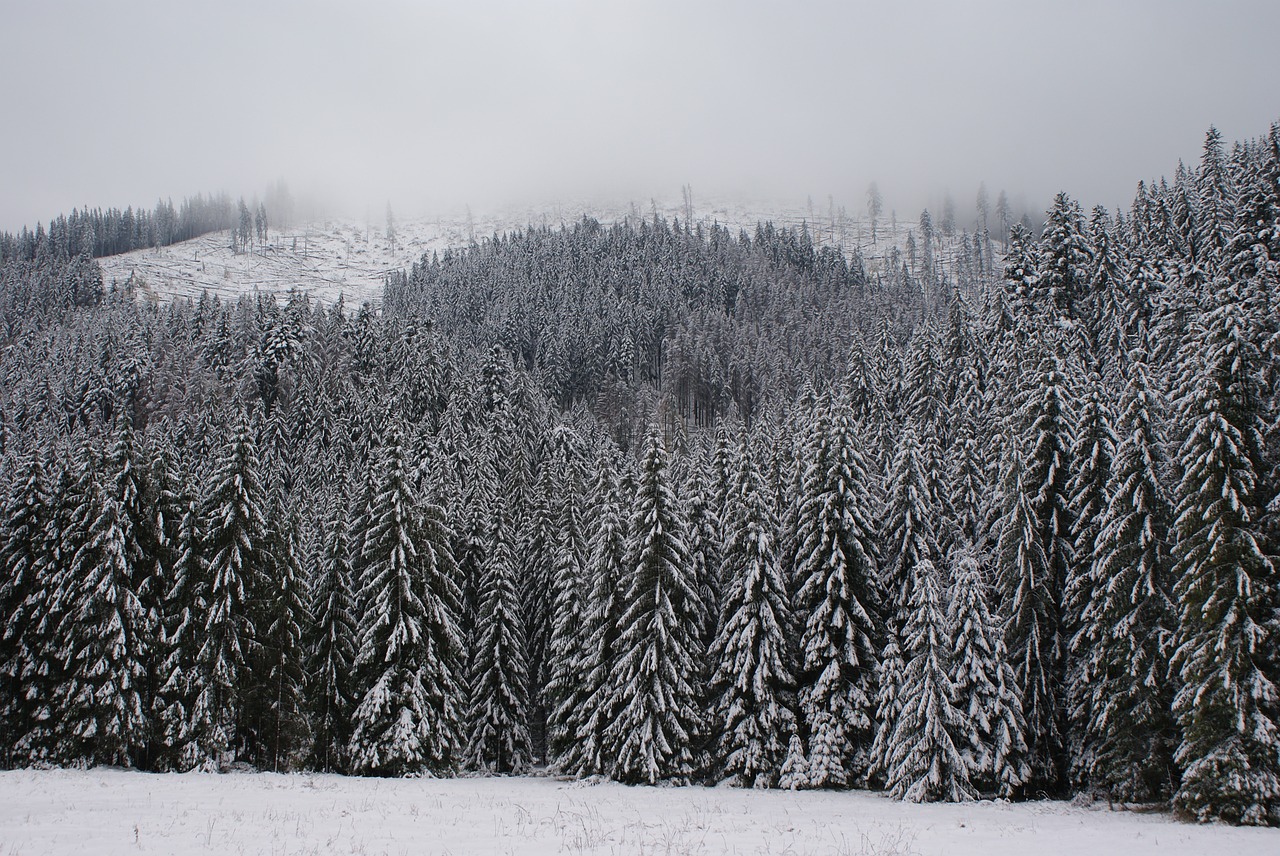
[2, 0, 1278, 232]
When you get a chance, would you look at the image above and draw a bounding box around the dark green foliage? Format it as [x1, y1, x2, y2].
[1073, 351, 1176, 802]
[0, 456, 49, 766]
[348, 431, 463, 776]
[0, 121, 1276, 819]
[793, 398, 882, 788]
[708, 446, 796, 787]
[608, 428, 704, 784]
[194, 415, 270, 764]
[1170, 300, 1280, 825]
[464, 489, 531, 773]
[306, 504, 358, 773]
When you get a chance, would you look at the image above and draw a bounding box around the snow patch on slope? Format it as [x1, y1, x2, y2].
[97, 196, 988, 308]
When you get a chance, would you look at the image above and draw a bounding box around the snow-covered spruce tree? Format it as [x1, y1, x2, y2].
[53, 477, 152, 767]
[607, 427, 705, 785]
[1086, 207, 1122, 353]
[306, 501, 358, 773]
[555, 456, 629, 777]
[0, 454, 48, 767]
[949, 548, 1029, 796]
[947, 414, 993, 555]
[107, 421, 168, 760]
[996, 447, 1059, 797]
[446, 422, 490, 652]
[778, 732, 811, 790]
[344, 464, 377, 621]
[1170, 297, 1280, 826]
[990, 635, 1034, 799]
[871, 322, 905, 454]
[520, 460, 557, 762]
[154, 497, 209, 771]
[1038, 193, 1094, 326]
[708, 427, 737, 555]
[776, 394, 812, 591]
[684, 454, 723, 656]
[194, 413, 270, 765]
[19, 452, 99, 766]
[845, 335, 880, 426]
[1194, 126, 1238, 266]
[349, 428, 464, 776]
[881, 422, 940, 635]
[1073, 349, 1177, 802]
[1064, 368, 1115, 644]
[140, 442, 186, 769]
[707, 446, 796, 787]
[793, 397, 882, 788]
[1003, 224, 1042, 319]
[1000, 345, 1075, 795]
[903, 322, 946, 429]
[251, 502, 310, 772]
[464, 485, 532, 774]
[106, 418, 153, 603]
[885, 558, 974, 802]
[544, 442, 590, 768]
[1062, 367, 1115, 784]
[867, 634, 906, 787]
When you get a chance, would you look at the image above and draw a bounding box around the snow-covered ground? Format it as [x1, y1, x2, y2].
[97, 196, 985, 308]
[0, 769, 1272, 856]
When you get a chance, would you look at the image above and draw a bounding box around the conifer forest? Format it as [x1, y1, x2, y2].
[1, 123, 1279, 830]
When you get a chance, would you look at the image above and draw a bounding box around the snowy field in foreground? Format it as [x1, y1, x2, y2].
[1, 770, 1275, 856]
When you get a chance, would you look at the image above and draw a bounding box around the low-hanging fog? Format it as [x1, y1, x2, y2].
[3, 0, 1278, 232]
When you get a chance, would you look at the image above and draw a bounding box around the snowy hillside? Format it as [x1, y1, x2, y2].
[96, 195, 992, 306]
[2, 769, 1274, 856]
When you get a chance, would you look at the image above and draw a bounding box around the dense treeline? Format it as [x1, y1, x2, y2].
[0, 181, 299, 268]
[0, 185, 291, 328]
[0, 193, 238, 265]
[0, 125, 1277, 826]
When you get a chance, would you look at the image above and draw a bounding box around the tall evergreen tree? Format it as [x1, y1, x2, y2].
[0, 455, 48, 766]
[306, 502, 358, 773]
[884, 558, 973, 802]
[947, 374, 994, 554]
[684, 458, 722, 655]
[608, 428, 704, 784]
[1170, 299, 1280, 826]
[708, 447, 796, 787]
[464, 486, 532, 773]
[520, 460, 557, 762]
[1038, 193, 1094, 326]
[544, 446, 589, 767]
[252, 503, 310, 772]
[868, 634, 906, 787]
[882, 423, 940, 633]
[1195, 126, 1238, 266]
[949, 549, 1029, 796]
[1002, 346, 1075, 793]
[54, 477, 151, 766]
[1074, 350, 1176, 801]
[793, 398, 882, 787]
[20, 457, 93, 765]
[556, 457, 629, 777]
[348, 429, 463, 776]
[140, 443, 184, 769]
[154, 497, 208, 771]
[1063, 367, 1115, 779]
[195, 414, 270, 764]
[997, 448, 1060, 796]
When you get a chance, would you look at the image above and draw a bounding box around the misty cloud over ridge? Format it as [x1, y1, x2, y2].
[3, 0, 1278, 232]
